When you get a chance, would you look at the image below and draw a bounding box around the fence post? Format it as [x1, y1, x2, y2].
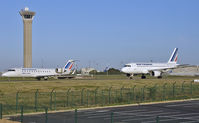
[45, 107, 48, 123]
[75, 109, 77, 123]
[131, 85, 136, 102]
[0, 104, 2, 119]
[142, 85, 146, 102]
[120, 86, 124, 102]
[115, 90, 118, 103]
[66, 88, 71, 107]
[35, 89, 39, 112]
[81, 88, 85, 106]
[95, 87, 99, 105]
[162, 83, 167, 100]
[101, 90, 104, 106]
[111, 112, 114, 123]
[50, 89, 55, 110]
[156, 116, 159, 123]
[173, 82, 176, 99]
[20, 106, 24, 123]
[16, 91, 19, 113]
[190, 81, 193, 97]
[86, 90, 89, 107]
[181, 81, 185, 93]
[109, 87, 112, 104]
[152, 84, 157, 101]
[71, 91, 74, 107]
[54, 91, 56, 110]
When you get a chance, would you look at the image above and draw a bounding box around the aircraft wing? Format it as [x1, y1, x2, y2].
[176, 64, 193, 68]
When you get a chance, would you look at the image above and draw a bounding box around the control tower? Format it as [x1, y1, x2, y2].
[19, 7, 35, 68]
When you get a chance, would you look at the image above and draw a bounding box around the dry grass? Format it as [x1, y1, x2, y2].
[0, 75, 198, 93]
[0, 75, 198, 115]
[0, 119, 19, 123]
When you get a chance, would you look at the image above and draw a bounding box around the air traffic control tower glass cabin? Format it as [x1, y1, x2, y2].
[19, 7, 35, 68]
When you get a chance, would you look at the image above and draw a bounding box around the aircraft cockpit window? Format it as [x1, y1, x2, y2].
[124, 65, 131, 67]
[8, 69, 15, 71]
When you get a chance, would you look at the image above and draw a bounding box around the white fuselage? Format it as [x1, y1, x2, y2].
[121, 62, 177, 74]
[2, 68, 70, 78]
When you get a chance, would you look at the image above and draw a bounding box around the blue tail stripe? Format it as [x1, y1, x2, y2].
[65, 62, 71, 69]
[171, 48, 178, 61]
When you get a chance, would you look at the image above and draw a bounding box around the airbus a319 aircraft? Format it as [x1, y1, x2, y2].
[121, 48, 179, 79]
[2, 59, 75, 80]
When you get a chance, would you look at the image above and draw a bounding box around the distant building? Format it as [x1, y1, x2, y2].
[81, 68, 96, 75]
[168, 66, 199, 76]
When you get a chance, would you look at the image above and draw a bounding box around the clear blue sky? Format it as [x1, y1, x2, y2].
[0, 0, 199, 71]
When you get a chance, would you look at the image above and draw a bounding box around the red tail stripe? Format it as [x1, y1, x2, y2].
[175, 56, 178, 62]
[69, 64, 73, 70]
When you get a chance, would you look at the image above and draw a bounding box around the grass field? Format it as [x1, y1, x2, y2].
[0, 75, 198, 93]
[0, 75, 199, 115]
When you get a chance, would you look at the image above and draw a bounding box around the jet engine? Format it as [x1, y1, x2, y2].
[152, 71, 162, 77]
[55, 68, 64, 73]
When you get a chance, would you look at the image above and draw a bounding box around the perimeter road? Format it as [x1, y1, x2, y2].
[8, 100, 199, 123]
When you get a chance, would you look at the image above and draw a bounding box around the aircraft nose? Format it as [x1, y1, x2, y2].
[2, 73, 7, 77]
[121, 68, 126, 73]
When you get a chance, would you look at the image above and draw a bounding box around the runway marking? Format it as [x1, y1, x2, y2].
[165, 103, 199, 107]
[114, 109, 147, 113]
[88, 110, 164, 120]
[116, 110, 163, 115]
[104, 111, 179, 120]
[164, 113, 199, 117]
[142, 115, 199, 123]
[96, 110, 109, 112]
[122, 116, 155, 122]
[80, 112, 109, 117]
[88, 115, 110, 119]
[181, 121, 199, 123]
[82, 109, 147, 118]
[142, 119, 176, 123]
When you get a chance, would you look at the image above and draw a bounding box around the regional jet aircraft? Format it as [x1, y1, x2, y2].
[2, 59, 75, 80]
[121, 48, 179, 79]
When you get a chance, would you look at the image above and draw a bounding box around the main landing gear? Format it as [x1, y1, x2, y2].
[141, 74, 146, 79]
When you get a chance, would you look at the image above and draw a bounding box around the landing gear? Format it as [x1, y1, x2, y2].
[127, 74, 133, 79]
[36, 77, 41, 81]
[44, 77, 48, 80]
[157, 76, 162, 79]
[141, 74, 146, 79]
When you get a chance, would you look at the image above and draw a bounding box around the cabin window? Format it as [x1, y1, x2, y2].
[124, 65, 131, 67]
[8, 69, 15, 71]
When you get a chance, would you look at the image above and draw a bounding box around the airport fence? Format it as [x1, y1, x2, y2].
[0, 81, 199, 119]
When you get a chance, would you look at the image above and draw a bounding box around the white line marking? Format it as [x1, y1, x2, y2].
[122, 116, 155, 122]
[80, 112, 109, 117]
[181, 121, 198, 123]
[166, 103, 199, 107]
[104, 111, 179, 120]
[164, 113, 198, 117]
[88, 115, 110, 119]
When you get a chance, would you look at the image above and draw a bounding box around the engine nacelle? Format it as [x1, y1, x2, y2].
[126, 74, 131, 77]
[152, 71, 162, 77]
[55, 68, 64, 73]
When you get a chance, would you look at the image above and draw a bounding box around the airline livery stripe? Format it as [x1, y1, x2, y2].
[175, 55, 178, 62]
[69, 64, 73, 70]
[65, 62, 71, 69]
[171, 48, 178, 61]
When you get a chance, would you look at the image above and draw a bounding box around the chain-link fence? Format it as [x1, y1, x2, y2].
[0, 81, 199, 122]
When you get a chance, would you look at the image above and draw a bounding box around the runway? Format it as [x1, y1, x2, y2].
[9, 100, 199, 123]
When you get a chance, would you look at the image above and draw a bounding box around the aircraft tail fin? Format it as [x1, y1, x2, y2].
[63, 60, 74, 72]
[168, 48, 178, 64]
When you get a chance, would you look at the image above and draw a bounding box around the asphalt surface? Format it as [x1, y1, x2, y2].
[9, 100, 199, 123]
